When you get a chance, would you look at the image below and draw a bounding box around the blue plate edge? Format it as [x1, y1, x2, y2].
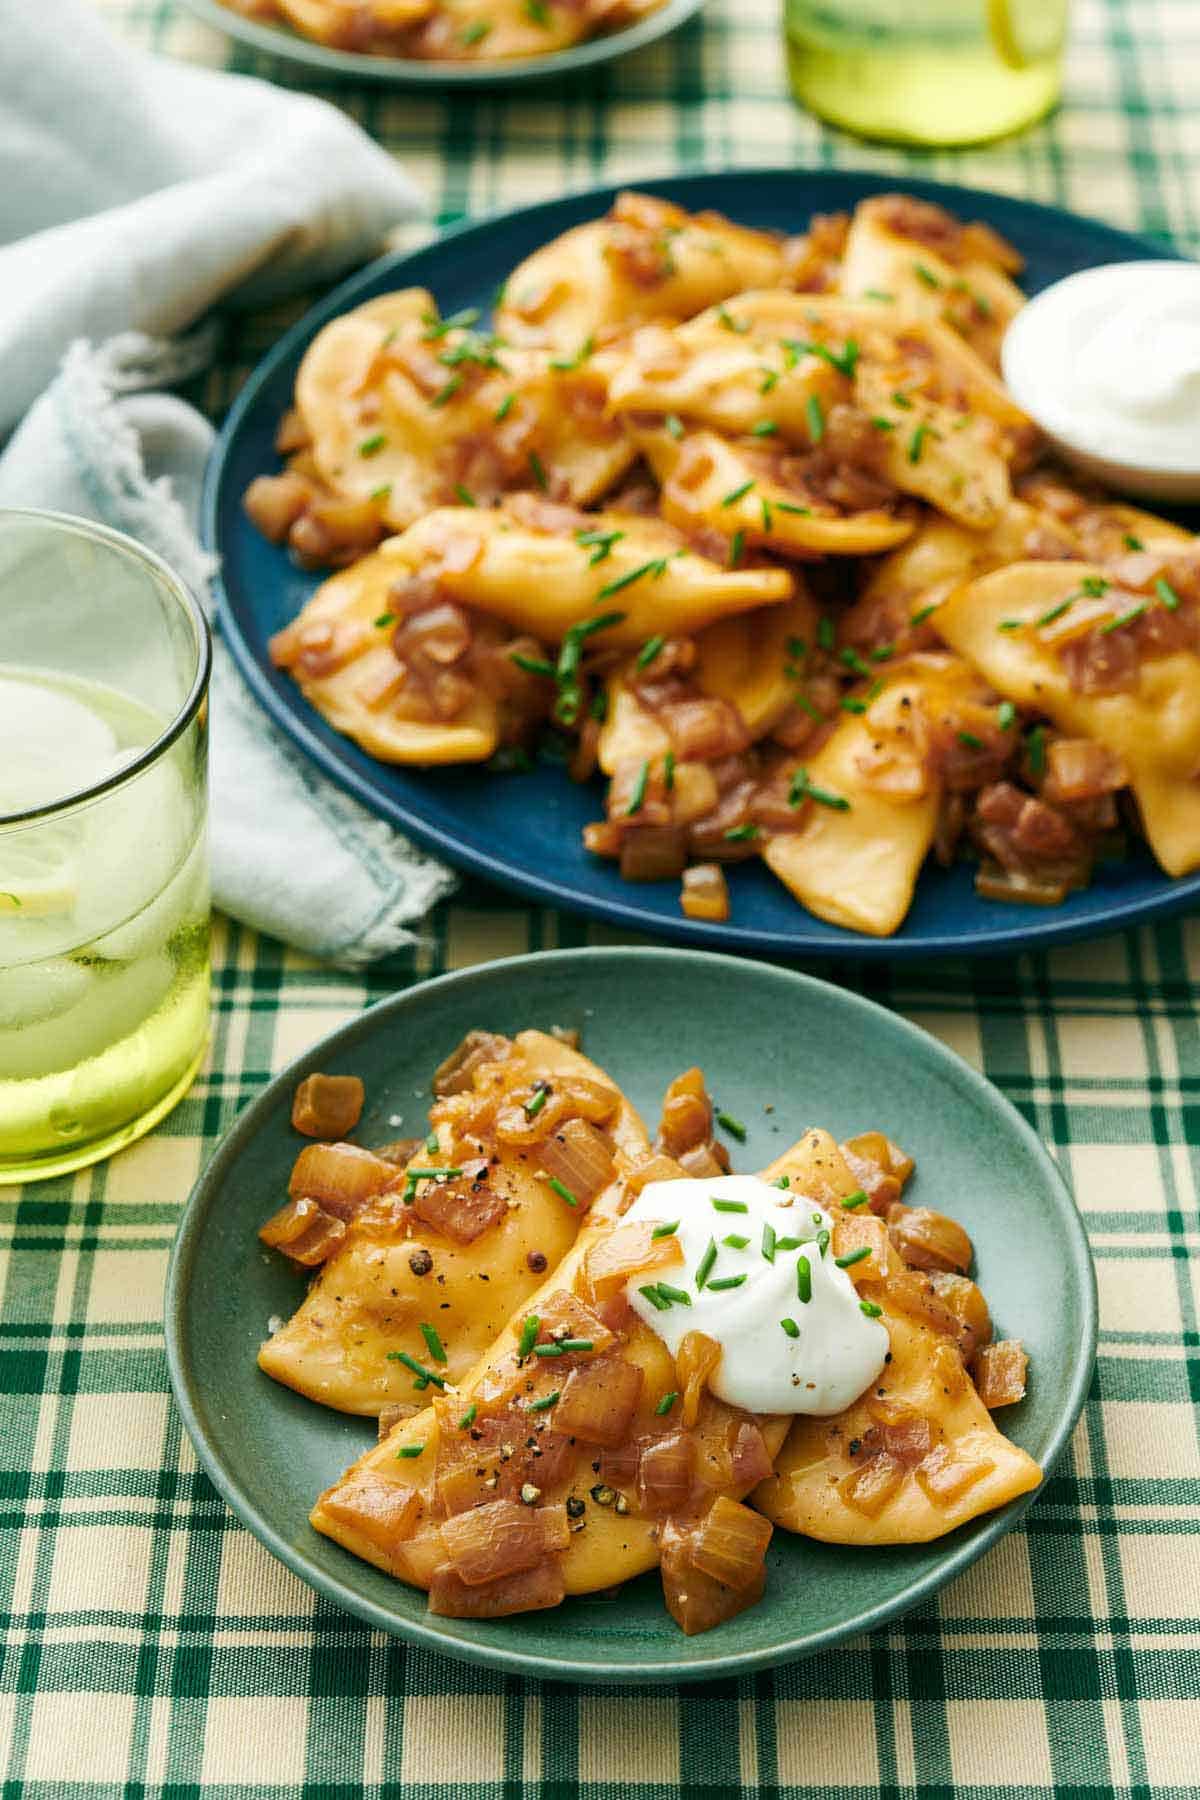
[204, 166, 1200, 962]
[163, 945, 1099, 1685]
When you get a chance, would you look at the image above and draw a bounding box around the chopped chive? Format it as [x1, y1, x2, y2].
[806, 393, 825, 445]
[840, 646, 871, 677]
[557, 1339, 595, 1353]
[528, 450, 548, 490]
[663, 748, 676, 792]
[751, 419, 778, 437]
[454, 483, 476, 507]
[817, 1228, 831, 1258]
[780, 1317, 800, 1338]
[591, 687, 609, 723]
[867, 678, 884, 701]
[729, 529, 746, 568]
[358, 433, 387, 457]
[817, 615, 835, 652]
[425, 1131, 439, 1152]
[1101, 602, 1147, 634]
[405, 1167, 464, 1181]
[723, 823, 759, 842]
[775, 1236, 803, 1250]
[598, 556, 672, 599]
[957, 730, 983, 751]
[759, 368, 780, 394]
[1081, 575, 1110, 596]
[1123, 532, 1144, 551]
[655, 1282, 692, 1307]
[796, 1257, 812, 1304]
[1027, 724, 1046, 779]
[913, 261, 941, 289]
[1035, 598, 1074, 627]
[369, 484, 392, 502]
[789, 767, 850, 812]
[761, 497, 774, 532]
[420, 1322, 448, 1363]
[870, 643, 895, 662]
[655, 1391, 680, 1415]
[707, 1274, 747, 1291]
[863, 288, 894, 301]
[517, 1316, 540, 1359]
[639, 1283, 670, 1312]
[1156, 577, 1181, 612]
[627, 758, 650, 816]
[860, 1300, 883, 1318]
[549, 336, 595, 371]
[871, 416, 897, 432]
[840, 1190, 868, 1210]
[510, 652, 556, 678]
[528, 1390, 559, 1412]
[524, 1084, 549, 1119]
[908, 422, 931, 463]
[695, 1238, 718, 1290]
[494, 392, 515, 422]
[396, 1442, 426, 1459]
[637, 634, 665, 670]
[533, 1342, 564, 1357]
[835, 1245, 872, 1269]
[431, 375, 462, 407]
[722, 1233, 751, 1249]
[776, 501, 813, 516]
[717, 305, 749, 334]
[772, 1174, 791, 1189]
[665, 412, 685, 439]
[998, 619, 1022, 633]
[794, 693, 824, 721]
[422, 307, 481, 339]
[374, 612, 396, 629]
[711, 1197, 749, 1213]
[386, 1350, 447, 1390]
[722, 479, 755, 508]
[651, 1220, 680, 1239]
[997, 700, 1016, 730]
[547, 1175, 579, 1208]
[525, 0, 552, 22]
[910, 601, 939, 627]
[891, 390, 913, 409]
[460, 17, 491, 41]
[841, 698, 867, 714]
[575, 527, 625, 565]
[717, 1110, 747, 1141]
[458, 1404, 477, 1429]
[761, 1222, 777, 1263]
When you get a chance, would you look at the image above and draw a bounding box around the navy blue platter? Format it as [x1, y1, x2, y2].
[205, 168, 1199, 959]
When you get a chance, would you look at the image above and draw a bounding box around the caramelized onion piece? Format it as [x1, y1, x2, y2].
[288, 1142, 394, 1220]
[439, 1498, 568, 1586]
[637, 1432, 694, 1514]
[553, 1356, 644, 1448]
[832, 1213, 898, 1283]
[864, 1398, 934, 1467]
[624, 1151, 689, 1196]
[495, 1077, 620, 1148]
[428, 1558, 566, 1619]
[319, 1475, 421, 1554]
[680, 863, 731, 922]
[258, 1197, 346, 1266]
[580, 1221, 683, 1305]
[410, 1172, 508, 1245]
[729, 1420, 773, 1490]
[688, 1495, 773, 1592]
[839, 1133, 908, 1214]
[534, 1290, 615, 1356]
[660, 1517, 767, 1636]
[915, 1443, 992, 1505]
[675, 1330, 722, 1429]
[929, 1272, 992, 1358]
[884, 1268, 964, 1340]
[888, 1206, 973, 1274]
[839, 1453, 905, 1518]
[432, 1030, 513, 1097]
[972, 1339, 1028, 1408]
[620, 826, 690, 883]
[536, 1119, 617, 1210]
[292, 1072, 365, 1139]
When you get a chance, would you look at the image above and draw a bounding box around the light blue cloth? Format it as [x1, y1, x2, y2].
[0, 0, 458, 965]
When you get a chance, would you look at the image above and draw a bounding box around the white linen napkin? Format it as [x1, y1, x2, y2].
[0, 0, 458, 965]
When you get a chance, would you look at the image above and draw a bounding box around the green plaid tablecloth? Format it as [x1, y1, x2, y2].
[5, 0, 1200, 1791]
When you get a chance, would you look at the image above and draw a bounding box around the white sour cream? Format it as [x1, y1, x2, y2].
[624, 1173, 889, 1416]
[1002, 261, 1200, 503]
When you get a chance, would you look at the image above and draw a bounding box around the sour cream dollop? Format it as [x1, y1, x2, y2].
[1002, 261, 1200, 503]
[624, 1173, 889, 1417]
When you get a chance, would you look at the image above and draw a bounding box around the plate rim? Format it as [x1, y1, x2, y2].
[164, 944, 1099, 1683]
[176, 0, 707, 86]
[205, 164, 1200, 959]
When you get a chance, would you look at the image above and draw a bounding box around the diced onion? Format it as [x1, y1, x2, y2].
[552, 1356, 644, 1448]
[888, 1206, 973, 1274]
[439, 1498, 566, 1586]
[636, 1432, 694, 1514]
[972, 1339, 1028, 1408]
[288, 1142, 393, 1220]
[428, 1559, 565, 1619]
[659, 1517, 767, 1636]
[318, 1474, 421, 1554]
[688, 1495, 773, 1592]
[432, 1030, 513, 1097]
[537, 1119, 617, 1210]
[580, 1221, 683, 1304]
[259, 1197, 346, 1267]
[680, 863, 730, 923]
[291, 1072, 365, 1140]
[675, 1330, 722, 1429]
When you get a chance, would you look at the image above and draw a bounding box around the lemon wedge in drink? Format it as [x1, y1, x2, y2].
[987, 0, 1068, 68]
[0, 673, 121, 917]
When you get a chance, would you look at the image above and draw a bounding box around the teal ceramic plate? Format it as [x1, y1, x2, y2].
[178, 0, 705, 86]
[165, 948, 1096, 1683]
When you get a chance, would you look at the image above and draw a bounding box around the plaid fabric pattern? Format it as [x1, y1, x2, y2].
[4, 0, 1198, 1789]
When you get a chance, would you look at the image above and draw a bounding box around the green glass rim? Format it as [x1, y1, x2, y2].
[0, 507, 213, 830]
